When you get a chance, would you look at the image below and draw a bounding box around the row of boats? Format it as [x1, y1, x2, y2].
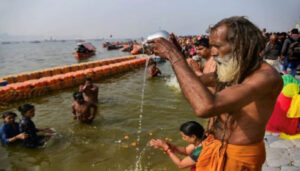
[74, 42, 143, 60]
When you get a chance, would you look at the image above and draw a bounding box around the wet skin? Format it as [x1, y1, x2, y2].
[148, 26, 283, 145]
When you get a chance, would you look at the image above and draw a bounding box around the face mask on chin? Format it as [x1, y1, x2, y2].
[214, 54, 239, 83]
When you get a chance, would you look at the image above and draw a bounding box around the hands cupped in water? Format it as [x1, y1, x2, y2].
[146, 33, 182, 60]
[42, 128, 55, 133]
[149, 139, 169, 151]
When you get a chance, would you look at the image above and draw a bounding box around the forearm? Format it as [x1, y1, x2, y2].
[8, 136, 18, 143]
[168, 50, 215, 117]
[166, 150, 187, 169]
[170, 144, 188, 155]
[198, 73, 216, 87]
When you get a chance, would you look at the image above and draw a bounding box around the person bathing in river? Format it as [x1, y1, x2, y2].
[79, 78, 99, 104]
[148, 61, 161, 78]
[150, 121, 206, 171]
[148, 16, 282, 171]
[18, 104, 54, 148]
[72, 92, 97, 124]
[0, 111, 28, 145]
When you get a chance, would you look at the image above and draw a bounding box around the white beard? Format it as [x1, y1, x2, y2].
[214, 54, 239, 83]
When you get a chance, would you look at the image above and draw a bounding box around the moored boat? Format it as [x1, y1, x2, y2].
[74, 42, 96, 60]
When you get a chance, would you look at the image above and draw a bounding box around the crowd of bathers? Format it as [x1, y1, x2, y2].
[0, 78, 99, 148]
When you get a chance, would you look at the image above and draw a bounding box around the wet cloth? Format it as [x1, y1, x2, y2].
[196, 135, 266, 171]
[189, 146, 203, 171]
[0, 122, 20, 145]
[19, 117, 44, 148]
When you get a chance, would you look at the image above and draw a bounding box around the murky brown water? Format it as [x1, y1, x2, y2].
[0, 41, 207, 171]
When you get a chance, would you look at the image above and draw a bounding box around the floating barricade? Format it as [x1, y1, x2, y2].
[0, 57, 148, 104]
[1, 55, 137, 84]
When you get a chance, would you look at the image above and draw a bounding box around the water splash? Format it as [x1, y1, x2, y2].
[165, 74, 180, 91]
[134, 56, 150, 171]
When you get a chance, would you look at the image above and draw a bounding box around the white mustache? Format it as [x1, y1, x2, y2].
[214, 54, 239, 83]
[213, 55, 232, 64]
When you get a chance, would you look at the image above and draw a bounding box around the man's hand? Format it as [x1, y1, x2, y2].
[169, 33, 182, 52]
[42, 128, 54, 133]
[147, 37, 180, 61]
[16, 133, 28, 140]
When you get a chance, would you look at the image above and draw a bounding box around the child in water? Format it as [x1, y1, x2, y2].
[150, 121, 206, 171]
[72, 92, 97, 124]
[18, 104, 53, 148]
[0, 111, 28, 145]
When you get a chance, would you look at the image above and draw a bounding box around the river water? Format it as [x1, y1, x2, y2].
[0, 40, 206, 171]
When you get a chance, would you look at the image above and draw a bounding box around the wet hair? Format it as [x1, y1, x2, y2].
[291, 28, 299, 34]
[209, 16, 265, 85]
[85, 78, 92, 83]
[180, 121, 205, 140]
[73, 92, 84, 100]
[2, 111, 17, 119]
[18, 104, 34, 116]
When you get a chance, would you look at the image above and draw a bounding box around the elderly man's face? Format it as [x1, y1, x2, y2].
[209, 25, 232, 59]
[209, 25, 239, 83]
[270, 35, 277, 44]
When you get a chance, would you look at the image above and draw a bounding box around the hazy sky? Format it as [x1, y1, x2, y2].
[0, 0, 300, 40]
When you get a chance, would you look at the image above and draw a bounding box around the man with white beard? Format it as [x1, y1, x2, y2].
[148, 16, 283, 171]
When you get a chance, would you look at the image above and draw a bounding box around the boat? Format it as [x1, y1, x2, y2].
[107, 44, 122, 50]
[74, 42, 96, 60]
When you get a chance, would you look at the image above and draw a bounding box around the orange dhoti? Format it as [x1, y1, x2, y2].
[196, 136, 266, 171]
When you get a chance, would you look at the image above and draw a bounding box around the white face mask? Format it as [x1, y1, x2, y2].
[214, 54, 239, 83]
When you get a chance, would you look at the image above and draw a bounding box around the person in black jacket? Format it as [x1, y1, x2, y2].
[18, 104, 53, 148]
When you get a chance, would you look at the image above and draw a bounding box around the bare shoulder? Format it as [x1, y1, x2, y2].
[245, 62, 283, 96]
[92, 85, 98, 90]
[79, 85, 84, 91]
[186, 144, 196, 154]
[72, 102, 76, 108]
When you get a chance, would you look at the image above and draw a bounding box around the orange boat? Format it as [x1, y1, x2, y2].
[74, 42, 96, 60]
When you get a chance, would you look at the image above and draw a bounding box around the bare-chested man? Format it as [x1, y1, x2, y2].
[149, 62, 162, 78]
[72, 92, 97, 124]
[148, 16, 282, 171]
[79, 78, 99, 104]
[195, 37, 216, 74]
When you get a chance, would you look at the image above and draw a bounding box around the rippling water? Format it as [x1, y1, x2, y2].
[0, 41, 207, 171]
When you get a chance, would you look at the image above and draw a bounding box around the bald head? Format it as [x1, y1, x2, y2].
[270, 34, 277, 44]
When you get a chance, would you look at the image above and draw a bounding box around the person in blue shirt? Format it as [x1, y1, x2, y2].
[18, 104, 53, 148]
[0, 111, 28, 145]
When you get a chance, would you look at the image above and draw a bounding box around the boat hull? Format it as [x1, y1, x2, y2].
[75, 52, 95, 60]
